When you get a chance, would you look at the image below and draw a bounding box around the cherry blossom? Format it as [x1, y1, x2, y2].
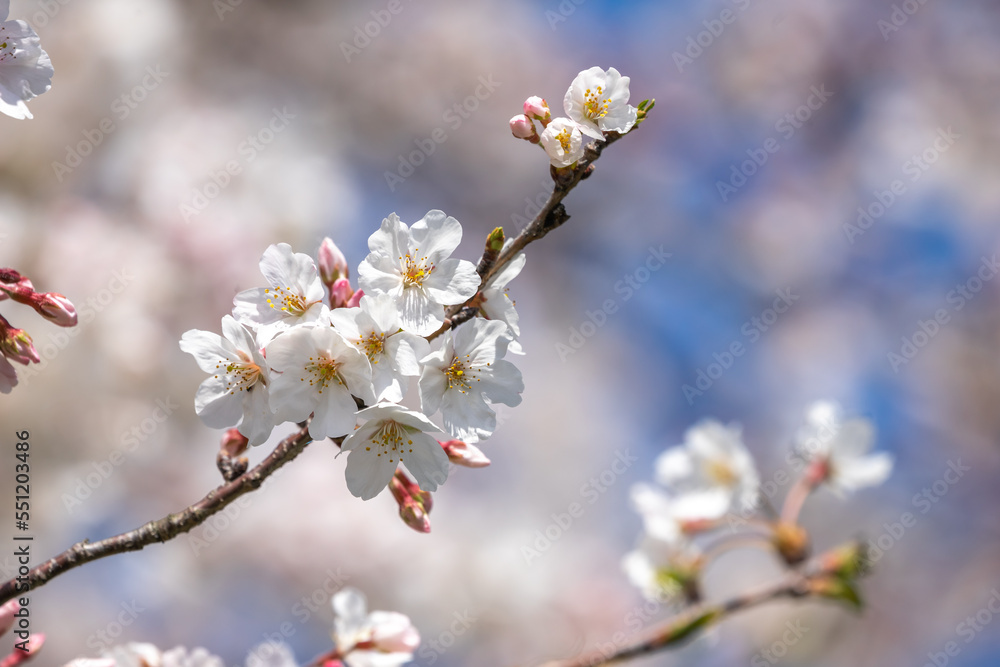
[328, 294, 429, 403]
[0, 1, 53, 120]
[478, 251, 526, 337]
[796, 401, 894, 495]
[265, 325, 374, 440]
[332, 587, 420, 667]
[358, 211, 479, 336]
[563, 66, 637, 140]
[233, 243, 329, 344]
[655, 420, 760, 515]
[340, 404, 449, 501]
[418, 319, 523, 443]
[539, 117, 584, 168]
[179, 315, 274, 446]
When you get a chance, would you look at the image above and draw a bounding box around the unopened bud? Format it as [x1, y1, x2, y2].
[34, 293, 77, 327]
[523, 96, 551, 125]
[0, 324, 39, 366]
[346, 289, 363, 309]
[441, 439, 490, 468]
[509, 114, 539, 143]
[319, 238, 349, 285]
[390, 471, 432, 533]
[773, 521, 811, 566]
[820, 541, 868, 580]
[330, 278, 355, 309]
[2, 633, 45, 665]
[807, 576, 863, 610]
[220, 428, 249, 458]
[0, 601, 18, 636]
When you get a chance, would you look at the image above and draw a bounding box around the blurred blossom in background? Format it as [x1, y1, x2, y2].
[1, 0, 999, 665]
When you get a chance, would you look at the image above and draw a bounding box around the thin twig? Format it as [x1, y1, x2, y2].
[0, 424, 321, 605]
[538, 544, 856, 667]
[425, 130, 630, 344]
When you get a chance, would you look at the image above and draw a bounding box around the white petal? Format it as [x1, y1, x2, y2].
[344, 445, 398, 500]
[409, 210, 463, 265]
[401, 431, 450, 491]
[239, 384, 275, 446]
[478, 359, 523, 407]
[423, 257, 480, 305]
[654, 447, 694, 486]
[386, 332, 429, 377]
[440, 389, 495, 442]
[310, 385, 359, 439]
[835, 452, 893, 492]
[398, 287, 442, 336]
[194, 375, 243, 428]
[180, 329, 237, 373]
[418, 367, 448, 416]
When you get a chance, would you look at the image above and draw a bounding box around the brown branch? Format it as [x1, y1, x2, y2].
[0, 424, 321, 605]
[537, 543, 860, 667]
[425, 129, 632, 344]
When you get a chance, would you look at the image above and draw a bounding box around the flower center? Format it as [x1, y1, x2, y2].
[365, 419, 415, 464]
[705, 459, 737, 487]
[300, 355, 344, 394]
[215, 351, 264, 395]
[0, 25, 15, 64]
[360, 331, 386, 363]
[264, 286, 310, 316]
[400, 249, 435, 287]
[555, 127, 573, 152]
[583, 86, 610, 120]
[445, 355, 487, 393]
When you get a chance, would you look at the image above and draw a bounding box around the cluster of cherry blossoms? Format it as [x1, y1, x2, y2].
[0, 269, 78, 393]
[0, 0, 53, 120]
[181, 211, 525, 502]
[623, 401, 894, 605]
[509, 66, 651, 168]
[63, 587, 419, 667]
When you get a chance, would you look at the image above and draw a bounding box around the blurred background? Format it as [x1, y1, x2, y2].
[1, 0, 999, 665]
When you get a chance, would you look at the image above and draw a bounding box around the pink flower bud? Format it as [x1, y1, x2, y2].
[441, 439, 490, 468]
[0, 327, 39, 366]
[0, 601, 18, 636]
[0, 633, 44, 666]
[346, 288, 363, 309]
[523, 96, 551, 124]
[34, 293, 77, 327]
[390, 472, 432, 533]
[330, 278, 355, 309]
[220, 427, 249, 458]
[318, 237, 349, 285]
[509, 114, 538, 143]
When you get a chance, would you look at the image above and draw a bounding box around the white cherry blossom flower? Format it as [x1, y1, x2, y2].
[265, 325, 374, 440]
[418, 319, 523, 443]
[358, 211, 480, 336]
[328, 294, 429, 403]
[340, 403, 449, 500]
[796, 401, 893, 495]
[233, 243, 329, 344]
[563, 66, 637, 140]
[0, 2, 53, 120]
[655, 420, 760, 515]
[539, 117, 584, 168]
[332, 587, 420, 667]
[622, 536, 700, 604]
[180, 315, 274, 446]
[479, 252, 525, 337]
[629, 483, 724, 544]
